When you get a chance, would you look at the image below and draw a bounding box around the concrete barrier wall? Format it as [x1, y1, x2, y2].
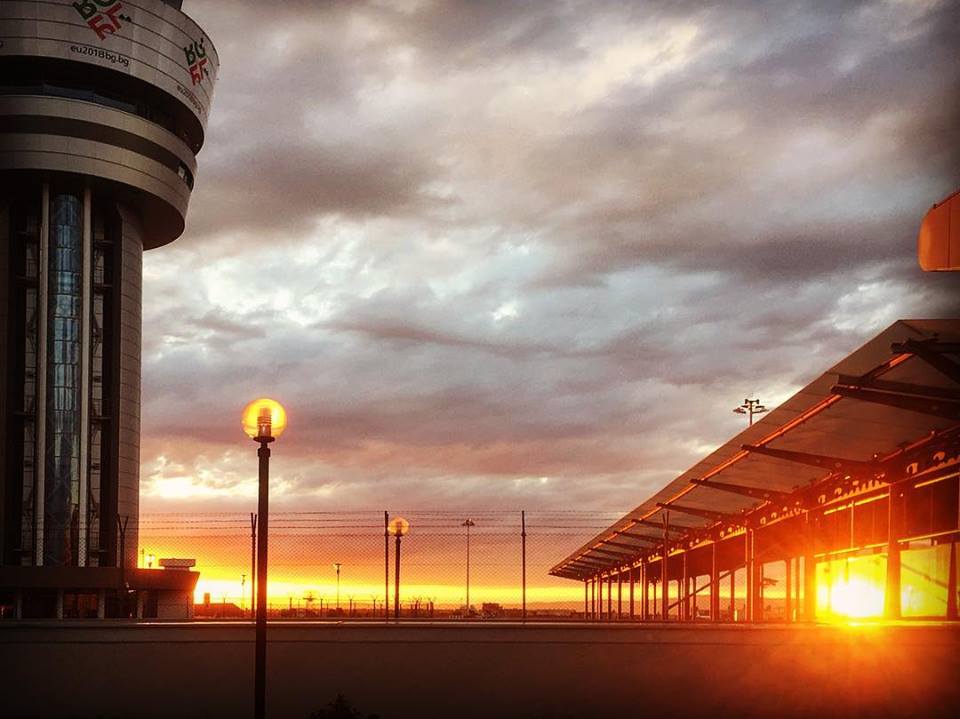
[2, 622, 958, 719]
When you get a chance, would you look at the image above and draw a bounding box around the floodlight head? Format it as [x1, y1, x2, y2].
[242, 398, 287, 440]
[389, 516, 410, 537]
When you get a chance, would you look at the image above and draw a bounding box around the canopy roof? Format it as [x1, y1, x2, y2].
[550, 319, 960, 579]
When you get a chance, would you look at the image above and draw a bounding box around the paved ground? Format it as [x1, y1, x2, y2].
[2, 621, 959, 718]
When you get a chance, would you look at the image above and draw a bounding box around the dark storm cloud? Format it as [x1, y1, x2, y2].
[139, 0, 960, 510]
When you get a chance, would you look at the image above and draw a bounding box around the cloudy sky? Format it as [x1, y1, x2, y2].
[140, 0, 960, 516]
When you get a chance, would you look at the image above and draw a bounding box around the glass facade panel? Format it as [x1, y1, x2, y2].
[901, 542, 951, 618]
[87, 204, 112, 565]
[14, 202, 41, 563]
[43, 192, 83, 566]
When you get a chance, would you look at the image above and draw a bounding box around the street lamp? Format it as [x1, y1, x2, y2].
[242, 397, 287, 719]
[334, 562, 342, 613]
[462, 519, 475, 616]
[388, 517, 410, 621]
[733, 398, 768, 426]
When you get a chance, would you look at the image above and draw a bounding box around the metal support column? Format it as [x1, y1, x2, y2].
[642, 561, 649, 621]
[598, 575, 603, 620]
[753, 530, 763, 623]
[885, 485, 902, 619]
[692, 575, 698, 620]
[681, 551, 689, 621]
[745, 529, 754, 622]
[730, 565, 736, 621]
[584, 580, 589, 619]
[661, 513, 670, 621]
[710, 540, 720, 622]
[652, 575, 657, 620]
[947, 541, 957, 621]
[803, 511, 816, 622]
[629, 565, 635, 620]
[606, 576, 612, 619]
[591, 576, 596, 620]
[617, 569, 623, 619]
[785, 556, 793, 622]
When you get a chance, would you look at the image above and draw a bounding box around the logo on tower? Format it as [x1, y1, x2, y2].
[72, 1, 131, 41]
[183, 38, 209, 86]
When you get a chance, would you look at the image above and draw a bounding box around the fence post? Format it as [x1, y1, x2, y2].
[521, 510, 527, 622]
[117, 514, 128, 617]
[250, 512, 257, 618]
[384, 511, 390, 622]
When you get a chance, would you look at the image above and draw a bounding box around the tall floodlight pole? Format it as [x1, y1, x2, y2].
[733, 398, 768, 426]
[388, 517, 410, 621]
[462, 519, 475, 615]
[242, 398, 288, 719]
[334, 562, 342, 612]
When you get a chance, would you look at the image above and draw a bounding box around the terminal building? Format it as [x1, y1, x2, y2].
[0, 0, 216, 618]
[552, 320, 960, 623]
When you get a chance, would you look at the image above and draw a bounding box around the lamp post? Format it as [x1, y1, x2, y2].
[733, 398, 767, 426]
[388, 517, 410, 621]
[462, 519, 475, 616]
[334, 562, 342, 613]
[242, 398, 287, 719]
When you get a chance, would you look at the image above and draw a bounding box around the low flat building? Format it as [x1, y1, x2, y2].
[551, 319, 960, 623]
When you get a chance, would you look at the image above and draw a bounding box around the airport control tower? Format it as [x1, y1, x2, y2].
[0, 0, 217, 617]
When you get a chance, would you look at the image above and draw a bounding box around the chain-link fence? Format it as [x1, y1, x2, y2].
[136, 510, 623, 620]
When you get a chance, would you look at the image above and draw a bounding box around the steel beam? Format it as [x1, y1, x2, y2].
[741, 444, 876, 475]
[892, 338, 960, 385]
[619, 531, 667, 543]
[690, 477, 794, 504]
[657, 502, 742, 524]
[631, 518, 687, 535]
[831, 385, 960, 421]
[836, 374, 960, 401]
[589, 547, 637, 559]
[600, 540, 648, 553]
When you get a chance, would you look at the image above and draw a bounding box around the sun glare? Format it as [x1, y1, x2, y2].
[817, 555, 886, 620]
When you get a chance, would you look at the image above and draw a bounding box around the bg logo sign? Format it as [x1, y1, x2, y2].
[183, 38, 210, 86]
[72, 1, 131, 41]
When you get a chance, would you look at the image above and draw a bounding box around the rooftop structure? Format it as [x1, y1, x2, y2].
[551, 319, 960, 623]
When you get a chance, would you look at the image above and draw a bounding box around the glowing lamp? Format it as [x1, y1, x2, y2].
[242, 398, 287, 441]
[388, 516, 410, 537]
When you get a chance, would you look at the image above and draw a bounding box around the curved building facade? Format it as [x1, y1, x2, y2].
[0, 0, 216, 617]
